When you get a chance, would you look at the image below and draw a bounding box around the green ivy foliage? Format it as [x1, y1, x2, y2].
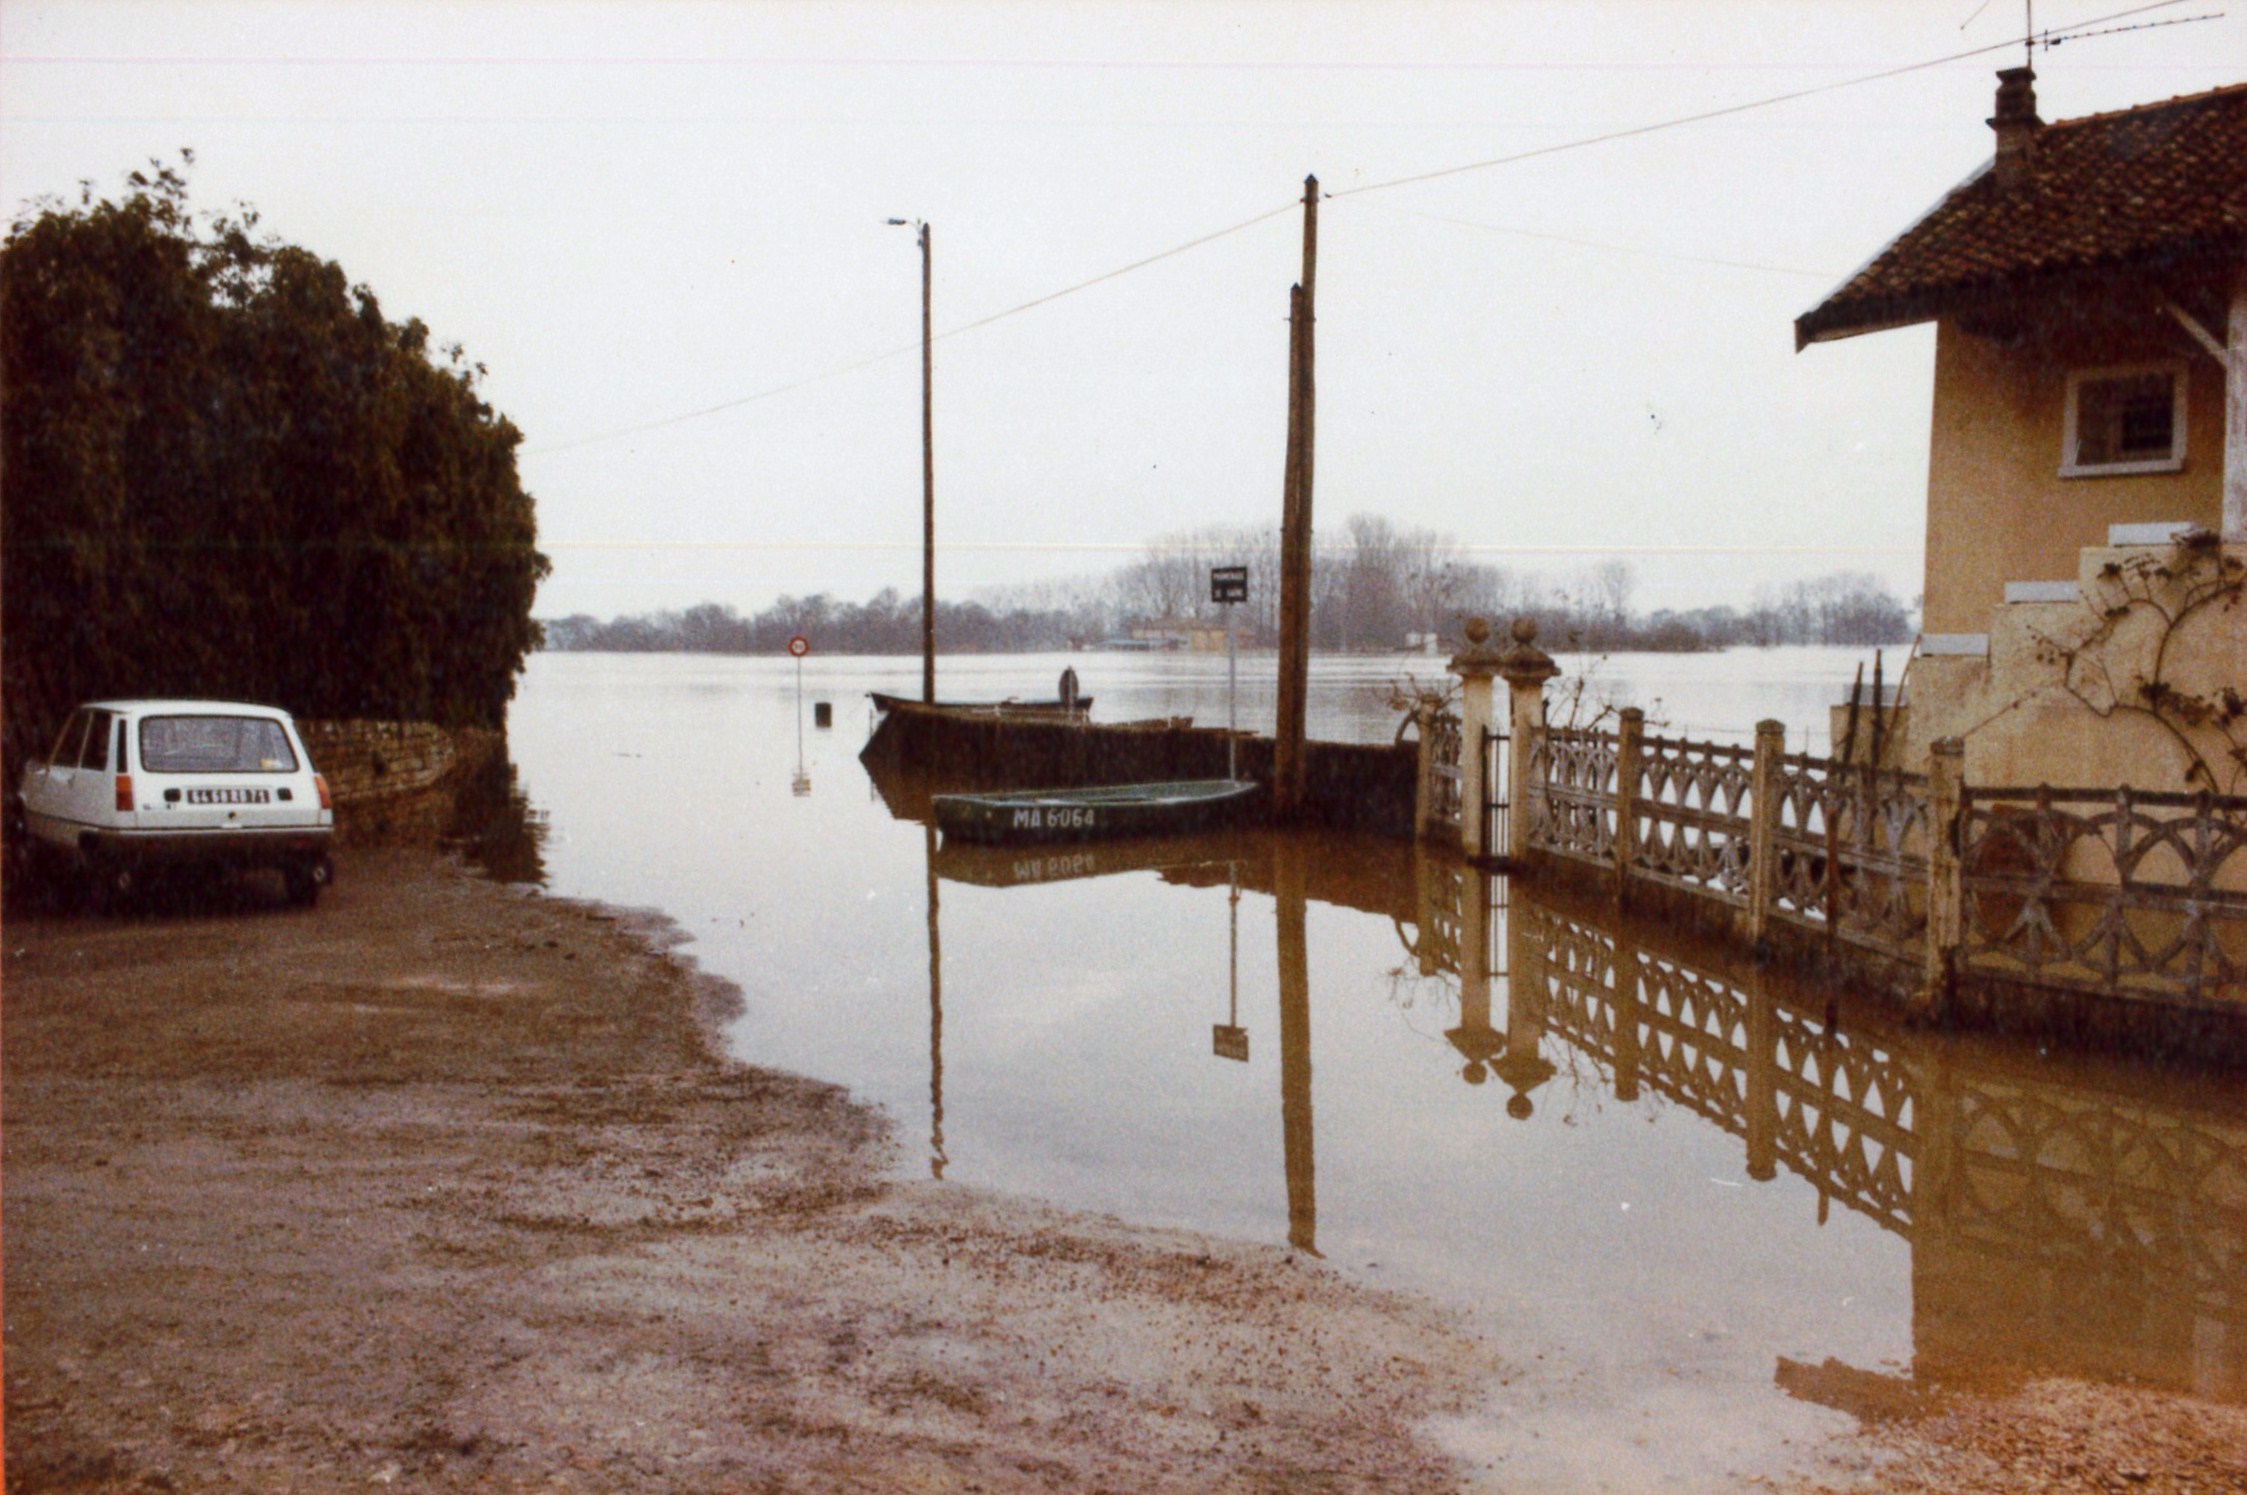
[2, 159, 549, 780]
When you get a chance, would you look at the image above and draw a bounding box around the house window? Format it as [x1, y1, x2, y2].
[2061, 363, 2185, 477]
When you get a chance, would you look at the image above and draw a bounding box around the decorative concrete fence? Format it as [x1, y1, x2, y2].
[1443, 618, 2247, 1019]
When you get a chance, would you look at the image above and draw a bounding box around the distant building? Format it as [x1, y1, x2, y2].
[1797, 70, 2246, 790]
[1130, 618, 1229, 653]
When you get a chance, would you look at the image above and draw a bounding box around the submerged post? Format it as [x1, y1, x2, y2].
[1920, 736, 1967, 1018]
[1748, 719, 1785, 952]
[1413, 706, 1438, 840]
[1614, 708, 1645, 905]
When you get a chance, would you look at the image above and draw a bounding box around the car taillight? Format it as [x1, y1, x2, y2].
[314, 773, 332, 811]
[115, 774, 134, 812]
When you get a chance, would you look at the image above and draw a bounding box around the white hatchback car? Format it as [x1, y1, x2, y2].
[13, 700, 335, 909]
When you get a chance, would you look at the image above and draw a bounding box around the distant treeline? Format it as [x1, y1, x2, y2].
[542, 516, 1913, 656]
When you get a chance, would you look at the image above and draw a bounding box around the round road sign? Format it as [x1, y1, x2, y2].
[788, 634, 810, 658]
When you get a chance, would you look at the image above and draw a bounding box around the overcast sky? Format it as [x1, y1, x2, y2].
[4, 1, 2240, 621]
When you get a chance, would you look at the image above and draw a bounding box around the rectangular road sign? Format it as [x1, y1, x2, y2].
[1210, 565, 1248, 605]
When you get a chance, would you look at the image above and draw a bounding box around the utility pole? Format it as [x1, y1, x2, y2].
[920, 221, 936, 705]
[1274, 174, 1319, 818]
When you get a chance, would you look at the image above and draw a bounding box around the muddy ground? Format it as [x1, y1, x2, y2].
[2, 850, 1498, 1493]
[7, 851, 2244, 1494]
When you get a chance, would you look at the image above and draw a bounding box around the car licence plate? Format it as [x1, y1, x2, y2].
[186, 788, 271, 805]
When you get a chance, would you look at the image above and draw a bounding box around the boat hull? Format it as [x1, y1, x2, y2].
[868, 692, 1092, 719]
[933, 779, 1261, 844]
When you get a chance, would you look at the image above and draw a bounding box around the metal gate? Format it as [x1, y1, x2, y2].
[1482, 727, 1510, 861]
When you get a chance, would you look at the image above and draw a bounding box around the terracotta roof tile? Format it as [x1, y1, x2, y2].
[1796, 80, 2247, 346]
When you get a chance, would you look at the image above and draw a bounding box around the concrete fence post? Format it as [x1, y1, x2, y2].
[1920, 736, 1967, 1018]
[1613, 707, 1645, 904]
[1412, 706, 1438, 840]
[1494, 618, 1559, 869]
[1748, 719, 1785, 952]
[1457, 678, 1495, 859]
[1449, 619, 1506, 860]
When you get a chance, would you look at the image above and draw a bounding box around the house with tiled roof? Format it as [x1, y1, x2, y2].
[1799, 68, 2246, 792]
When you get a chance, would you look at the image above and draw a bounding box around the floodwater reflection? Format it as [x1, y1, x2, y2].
[500, 650, 2246, 1468]
[904, 785, 2247, 1407]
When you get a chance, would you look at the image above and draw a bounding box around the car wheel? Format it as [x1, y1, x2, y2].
[285, 854, 332, 908]
[89, 859, 138, 915]
[3, 805, 34, 907]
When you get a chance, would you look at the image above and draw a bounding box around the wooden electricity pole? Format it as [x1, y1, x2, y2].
[920, 221, 936, 705]
[1274, 175, 1319, 818]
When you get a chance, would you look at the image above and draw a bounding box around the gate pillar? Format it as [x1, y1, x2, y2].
[1449, 619, 1505, 860]
[1496, 618, 1559, 867]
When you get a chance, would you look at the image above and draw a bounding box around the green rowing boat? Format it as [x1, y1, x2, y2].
[932, 779, 1261, 844]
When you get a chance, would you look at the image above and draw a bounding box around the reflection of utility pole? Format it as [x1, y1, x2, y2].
[1276, 836, 1318, 1255]
[924, 823, 947, 1179]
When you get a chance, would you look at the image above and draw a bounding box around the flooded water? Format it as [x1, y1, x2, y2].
[501, 648, 2247, 1491]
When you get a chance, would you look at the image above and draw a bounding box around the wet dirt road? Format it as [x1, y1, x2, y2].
[1, 852, 1496, 1493]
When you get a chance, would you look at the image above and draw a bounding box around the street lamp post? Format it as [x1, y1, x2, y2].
[889, 217, 936, 703]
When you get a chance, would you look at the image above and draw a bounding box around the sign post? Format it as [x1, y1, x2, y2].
[789, 634, 812, 796]
[1211, 565, 1248, 783]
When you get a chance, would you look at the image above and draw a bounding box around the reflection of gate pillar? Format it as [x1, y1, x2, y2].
[1493, 870, 1556, 1116]
[1445, 864, 1506, 1083]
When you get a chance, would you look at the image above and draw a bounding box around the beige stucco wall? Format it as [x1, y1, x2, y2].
[1923, 317, 2227, 633]
[1895, 540, 2246, 796]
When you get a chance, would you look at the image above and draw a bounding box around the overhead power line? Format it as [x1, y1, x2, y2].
[527, 0, 2204, 458]
[1347, 199, 1840, 279]
[527, 201, 1296, 455]
[1327, 0, 2199, 198]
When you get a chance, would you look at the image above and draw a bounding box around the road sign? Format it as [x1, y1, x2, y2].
[788, 634, 809, 658]
[1210, 565, 1248, 605]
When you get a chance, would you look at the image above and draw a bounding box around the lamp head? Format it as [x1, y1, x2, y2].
[886, 218, 910, 226]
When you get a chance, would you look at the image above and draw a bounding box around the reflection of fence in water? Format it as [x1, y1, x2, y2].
[1915, 1072, 2247, 1394]
[1528, 898, 1913, 1235]
[1417, 860, 2247, 1395]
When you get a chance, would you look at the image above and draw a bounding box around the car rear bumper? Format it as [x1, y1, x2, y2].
[78, 826, 332, 868]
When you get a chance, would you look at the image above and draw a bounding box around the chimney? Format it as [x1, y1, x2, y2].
[1988, 66, 2042, 192]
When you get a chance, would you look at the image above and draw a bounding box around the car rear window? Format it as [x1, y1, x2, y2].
[138, 716, 299, 774]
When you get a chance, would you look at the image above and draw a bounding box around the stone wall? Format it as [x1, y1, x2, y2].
[297, 720, 507, 845]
